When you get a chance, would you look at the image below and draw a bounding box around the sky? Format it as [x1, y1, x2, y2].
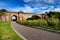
[0, 0, 60, 14]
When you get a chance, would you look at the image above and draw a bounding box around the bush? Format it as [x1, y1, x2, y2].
[17, 18, 60, 31]
[47, 18, 60, 30]
[46, 12, 60, 19]
[17, 19, 47, 28]
[47, 18, 59, 26]
[36, 19, 47, 28]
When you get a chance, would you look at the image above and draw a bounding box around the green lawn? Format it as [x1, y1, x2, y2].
[0, 22, 23, 40]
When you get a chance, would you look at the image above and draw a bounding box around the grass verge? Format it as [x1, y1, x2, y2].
[0, 22, 23, 40]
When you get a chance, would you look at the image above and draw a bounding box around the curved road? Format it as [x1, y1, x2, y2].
[11, 22, 60, 40]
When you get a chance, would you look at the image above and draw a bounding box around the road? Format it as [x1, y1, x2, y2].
[11, 22, 60, 40]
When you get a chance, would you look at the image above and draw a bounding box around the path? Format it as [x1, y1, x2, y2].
[11, 22, 60, 40]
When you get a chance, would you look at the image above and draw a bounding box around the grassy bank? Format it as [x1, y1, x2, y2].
[0, 22, 23, 40]
[17, 18, 60, 32]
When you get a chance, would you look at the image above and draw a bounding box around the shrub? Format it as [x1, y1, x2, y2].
[47, 18, 59, 26]
[47, 18, 60, 30]
[17, 18, 60, 31]
[17, 19, 47, 28]
[37, 19, 47, 28]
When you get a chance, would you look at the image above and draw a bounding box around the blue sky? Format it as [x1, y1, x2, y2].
[0, 0, 60, 14]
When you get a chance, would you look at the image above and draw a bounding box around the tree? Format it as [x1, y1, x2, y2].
[45, 11, 52, 18]
[46, 11, 60, 19]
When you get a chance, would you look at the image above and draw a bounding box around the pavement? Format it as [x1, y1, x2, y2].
[11, 22, 60, 40]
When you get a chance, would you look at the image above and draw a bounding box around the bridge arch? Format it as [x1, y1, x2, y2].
[12, 15, 17, 21]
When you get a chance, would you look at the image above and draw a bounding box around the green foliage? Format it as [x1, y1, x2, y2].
[17, 11, 60, 32]
[0, 22, 23, 40]
[47, 18, 59, 26]
[17, 19, 47, 28]
[47, 18, 60, 30]
[46, 11, 60, 19]
[17, 18, 60, 31]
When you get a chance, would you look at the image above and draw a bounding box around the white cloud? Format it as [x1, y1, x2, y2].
[13, 0, 60, 14]
[53, 8, 60, 12]
[7, 4, 56, 14]
[23, 0, 53, 8]
[23, 3, 52, 13]
[23, 0, 56, 8]
[23, 0, 32, 2]
[8, 5, 38, 13]
[20, 5, 38, 13]
[8, 7, 21, 12]
[39, 6, 48, 10]
[23, 0, 54, 3]
[7, 3, 60, 14]
[45, 0, 54, 3]
[23, 0, 47, 2]
[38, 6, 55, 13]
[9, 4, 52, 13]
[20, 5, 34, 13]
[40, 6, 60, 13]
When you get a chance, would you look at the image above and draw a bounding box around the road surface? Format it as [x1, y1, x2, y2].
[11, 22, 60, 40]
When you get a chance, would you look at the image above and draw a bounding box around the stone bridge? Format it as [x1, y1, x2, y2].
[2, 12, 47, 22]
